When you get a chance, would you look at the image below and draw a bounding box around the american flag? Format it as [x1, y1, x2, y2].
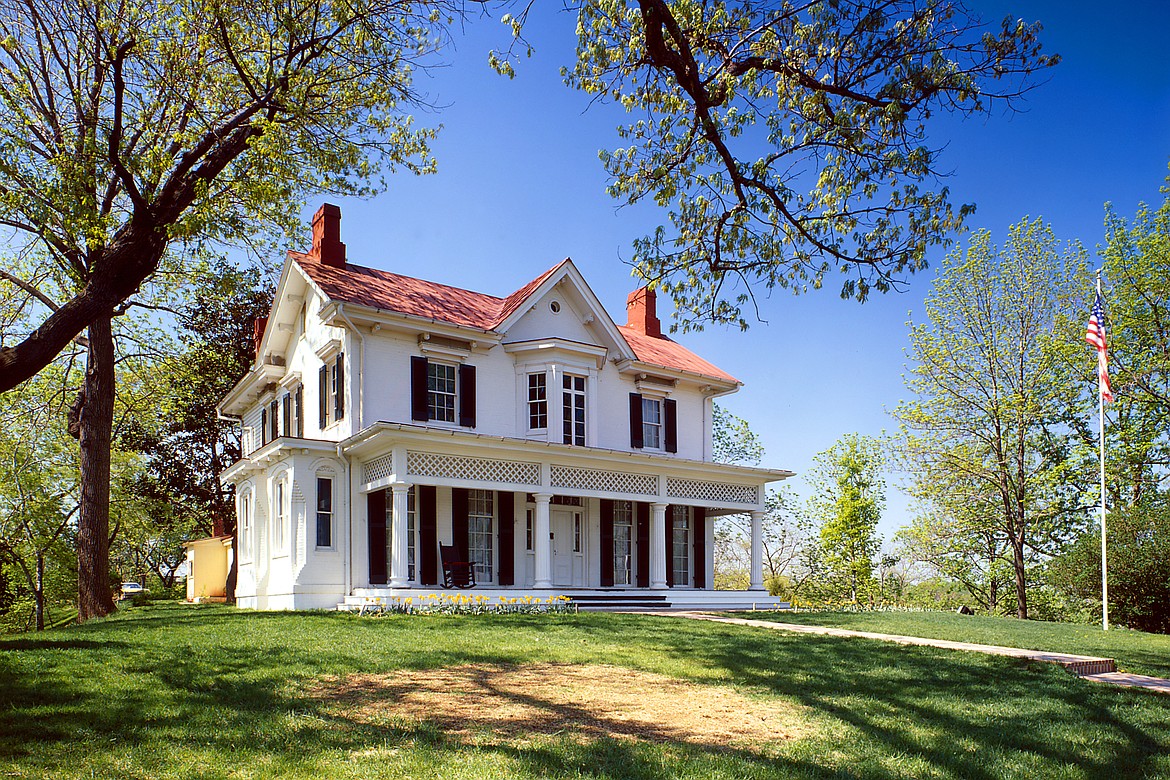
[1086, 291, 1114, 403]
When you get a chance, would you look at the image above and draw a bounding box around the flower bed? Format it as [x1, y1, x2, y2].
[357, 593, 575, 616]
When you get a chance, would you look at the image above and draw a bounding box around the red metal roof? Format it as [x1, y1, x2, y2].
[617, 325, 739, 384]
[295, 254, 737, 384]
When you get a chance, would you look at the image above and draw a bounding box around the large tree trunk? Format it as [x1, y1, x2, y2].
[76, 316, 117, 621]
[1010, 534, 1028, 620]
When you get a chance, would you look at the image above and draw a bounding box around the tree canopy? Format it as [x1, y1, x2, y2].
[566, 0, 1058, 329]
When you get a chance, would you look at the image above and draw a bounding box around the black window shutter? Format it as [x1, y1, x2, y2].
[367, 490, 388, 585]
[410, 356, 429, 421]
[693, 507, 706, 589]
[635, 502, 650, 588]
[599, 499, 614, 587]
[629, 393, 644, 449]
[261, 408, 268, 445]
[335, 352, 345, 421]
[419, 485, 438, 585]
[497, 491, 515, 586]
[458, 364, 476, 428]
[664, 398, 678, 453]
[319, 365, 328, 428]
[270, 400, 279, 440]
[451, 488, 469, 560]
[282, 394, 291, 437]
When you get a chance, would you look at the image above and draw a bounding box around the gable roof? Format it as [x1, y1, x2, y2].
[294, 253, 737, 384]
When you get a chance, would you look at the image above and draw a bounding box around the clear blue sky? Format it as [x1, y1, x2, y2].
[311, 2, 1170, 543]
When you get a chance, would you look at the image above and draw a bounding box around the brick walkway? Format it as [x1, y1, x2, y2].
[645, 611, 1170, 694]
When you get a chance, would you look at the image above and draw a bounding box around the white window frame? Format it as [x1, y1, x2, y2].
[613, 500, 633, 586]
[272, 475, 287, 555]
[467, 489, 494, 583]
[671, 505, 691, 586]
[238, 489, 253, 562]
[315, 476, 334, 549]
[562, 373, 586, 446]
[427, 361, 457, 423]
[642, 396, 663, 450]
[527, 372, 548, 431]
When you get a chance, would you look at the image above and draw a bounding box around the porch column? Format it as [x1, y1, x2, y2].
[750, 509, 765, 591]
[650, 502, 668, 589]
[534, 493, 553, 588]
[389, 483, 412, 587]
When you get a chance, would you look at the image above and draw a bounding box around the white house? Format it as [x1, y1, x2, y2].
[216, 204, 791, 610]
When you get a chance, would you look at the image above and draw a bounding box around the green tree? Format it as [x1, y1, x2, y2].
[711, 403, 764, 466]
[120, 267, 273, 602]
[0, 369, 80, 631]
[565, 0, 1059, 328]
[806, 433, 884, 603]
[894, 219, 1090, 619]
[0, 0, 458, 618]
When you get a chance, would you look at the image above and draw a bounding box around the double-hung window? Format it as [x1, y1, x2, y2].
[239, 492, 252, 560]
[428, 362, 457, 423]
[527, 373, 548, 430]
[467, 489, 494, 582]
[274, 478, 286, 551]
[672, 505, 690, 586]
[407, 488, 417, 581]
[316, 478, 333, 548]
[642, 397, 662, 449]
[613, 500, 633, 586]
[562, 374, 586, 446]
[319, 353, 345, 428]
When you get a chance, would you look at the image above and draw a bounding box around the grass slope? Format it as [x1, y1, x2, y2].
[746, 610, 1170, 678]
[0, 604, 1166, 779]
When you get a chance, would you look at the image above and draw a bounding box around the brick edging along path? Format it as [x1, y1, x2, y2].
[636, 611, 1170, 695]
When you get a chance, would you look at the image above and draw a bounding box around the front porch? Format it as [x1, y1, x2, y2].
[346, 422, 793, 598]
[342, 586, 791, 612]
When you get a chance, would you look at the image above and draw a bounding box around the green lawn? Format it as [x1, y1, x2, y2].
[0, 603, 1167, 779]
[743, 610, 1170, 678]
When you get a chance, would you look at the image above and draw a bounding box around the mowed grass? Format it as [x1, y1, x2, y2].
[0, 604, 1166, 779]
[745, 610, 1170, 678]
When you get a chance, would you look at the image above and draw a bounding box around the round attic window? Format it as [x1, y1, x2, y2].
[549, 300, 562, 314]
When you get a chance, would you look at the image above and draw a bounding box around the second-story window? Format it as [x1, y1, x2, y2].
[527, 373, 547, 430]
[642, 397, 662, 449]
[319, 353, 345, 429]
[427, 362, 457, 422]
[562, 374, 586, 446]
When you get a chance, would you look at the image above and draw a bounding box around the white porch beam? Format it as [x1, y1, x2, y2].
[750, 510, 765, 591]
[650, 502, 668, 589]
[534, 493, 553, 588]
[389, 483, 412, 587]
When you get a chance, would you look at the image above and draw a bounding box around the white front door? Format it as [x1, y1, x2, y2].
[551, 509, 583, 586]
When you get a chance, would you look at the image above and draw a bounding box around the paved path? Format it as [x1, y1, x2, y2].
[640, 611, 1170, 694]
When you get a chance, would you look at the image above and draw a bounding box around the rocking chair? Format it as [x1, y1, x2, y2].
[439, 543, 477, 589]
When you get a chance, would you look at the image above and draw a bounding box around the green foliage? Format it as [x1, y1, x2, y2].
[1048, 503, 1170, 634]
[805, 433, 884, 603]
[565, 0, 1059, 329]
[894, 219, 1091, 619]
[710, 402, 764, 465]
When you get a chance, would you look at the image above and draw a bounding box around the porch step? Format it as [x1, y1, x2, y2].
[565, 593, 671, 611]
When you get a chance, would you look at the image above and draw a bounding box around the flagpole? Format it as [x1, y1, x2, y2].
[1097, 272, 1109, 632]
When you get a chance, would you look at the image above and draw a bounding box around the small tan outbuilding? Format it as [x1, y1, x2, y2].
[184, 536, 233, 603]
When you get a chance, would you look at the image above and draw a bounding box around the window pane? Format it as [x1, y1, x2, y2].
[468, 489, 494, 581]
[642, 398, 661, 449]
[613, 500, 633, 585]
[562, 374, 586, 446]
[316, 478, 332, 547]
[428, 362, 457, 422]
[672, 506, 689, 585]
[528, 373, 547, 429]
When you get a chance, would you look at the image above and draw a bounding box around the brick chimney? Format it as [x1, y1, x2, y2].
[310, 203, 346, 268]
[625, 286, 662, 338]
[253, 316, 268, 357]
